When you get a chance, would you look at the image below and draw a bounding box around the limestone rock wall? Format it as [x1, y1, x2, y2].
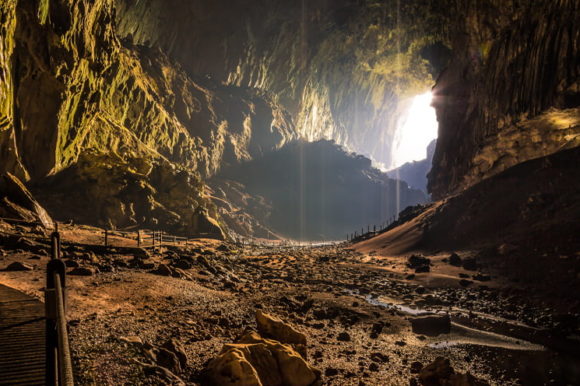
[428, 0, 580, 198]
[0, 0, 295, 181]
[114, 0, 449, 169]
[0, 0, 295, 234]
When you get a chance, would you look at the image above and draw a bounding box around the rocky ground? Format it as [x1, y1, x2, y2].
[1, 221, 579, 385]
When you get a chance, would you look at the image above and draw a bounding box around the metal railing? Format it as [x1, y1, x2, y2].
[45, 226, 74, 386]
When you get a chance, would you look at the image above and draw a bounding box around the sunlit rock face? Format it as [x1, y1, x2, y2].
[1, 0, 575, 236]
[0, 0, 294, 234]
[428, 0, 580, 199]
[114, 0, 447, 168]
[0, 0, 295, 180]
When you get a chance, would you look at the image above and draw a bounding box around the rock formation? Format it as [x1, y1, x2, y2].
[0, 0, 295, 235]
[0, 173, 53, 228]
[0, 0, 577, 237]
[428, 0, 580, 198]
[204, 313, 321, 386]
[113, 0, 447, 169]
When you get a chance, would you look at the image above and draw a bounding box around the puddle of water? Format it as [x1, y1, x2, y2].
[430, 323, 545, 351]
[362, 293, 445, 316]
[347, 290, 545, 352]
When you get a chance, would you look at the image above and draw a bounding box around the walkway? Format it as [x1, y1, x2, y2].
[0, 284, 45, 385]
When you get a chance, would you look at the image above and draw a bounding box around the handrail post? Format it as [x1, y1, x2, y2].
[137, 230, 141, 247]
[104, 229, 108, 247]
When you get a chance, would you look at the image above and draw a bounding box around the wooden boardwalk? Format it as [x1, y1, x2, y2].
[0, 284, 45, 385]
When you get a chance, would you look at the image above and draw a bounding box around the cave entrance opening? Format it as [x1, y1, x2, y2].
[391, 92, 438, 169]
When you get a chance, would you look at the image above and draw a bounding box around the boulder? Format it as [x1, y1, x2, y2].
[410, 314, 451, 336]
[419, 357, 485, 386]
[255, 311, 307, 357]
[420, 357, 453, 385]
[161, 338, 188, 370]
[133, 248, 151, 259]
[141, 363, 185, 385]
[408, 255, 430, 268]
[204, 331, 321, 386]
[151, 264, 173, 276]
[3, 261, 33, 271]
[462, 258, 478, 271]
[69, 267, 96, 276]
[155, 347, 181, 374]
[174, 259, 193, 270]
[0, 173, 53, 229]
[408, 255, 430, 272]
[448, 253, 462, 267]
[65, 259, 80, 268]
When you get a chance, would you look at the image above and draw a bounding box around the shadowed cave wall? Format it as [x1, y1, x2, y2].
[0, 0, 577, 237]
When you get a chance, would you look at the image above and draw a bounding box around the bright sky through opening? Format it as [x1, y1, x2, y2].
[391, 92, 438, 168]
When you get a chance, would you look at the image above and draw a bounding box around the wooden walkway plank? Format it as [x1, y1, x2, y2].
[0, 284, 45, 386]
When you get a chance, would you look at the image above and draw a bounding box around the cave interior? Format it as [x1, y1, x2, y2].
[0, 0, 579, 385]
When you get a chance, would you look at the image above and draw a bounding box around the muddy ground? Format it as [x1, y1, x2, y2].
[1, 221, 579, 385]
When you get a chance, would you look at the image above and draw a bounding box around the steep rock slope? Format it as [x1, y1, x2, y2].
[356, 147, 580, 298]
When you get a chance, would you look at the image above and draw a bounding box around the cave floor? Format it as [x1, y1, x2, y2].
[0, 223, 579, 385]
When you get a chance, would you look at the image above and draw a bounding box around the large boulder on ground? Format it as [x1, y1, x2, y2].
[0, 173, 53, 228]
[191, 206, 226, 240]
[256, 311, 308, 358]
[204, 331, 321, 386]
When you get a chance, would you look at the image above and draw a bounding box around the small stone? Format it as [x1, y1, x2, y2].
[3, 261, 33, 271]
[410, 361, 423, 374]
[119, 336, 143, 345]
[69, 267, 95, 276]
[448, 253, 462, 266]
[370, 353, 389, 363]
[65, 259, 80, 268]
[337, 332, 351, 342]
[325, 367, 339, 377]
[462, 258, 477, 271]
[151, 264, 173, 276]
